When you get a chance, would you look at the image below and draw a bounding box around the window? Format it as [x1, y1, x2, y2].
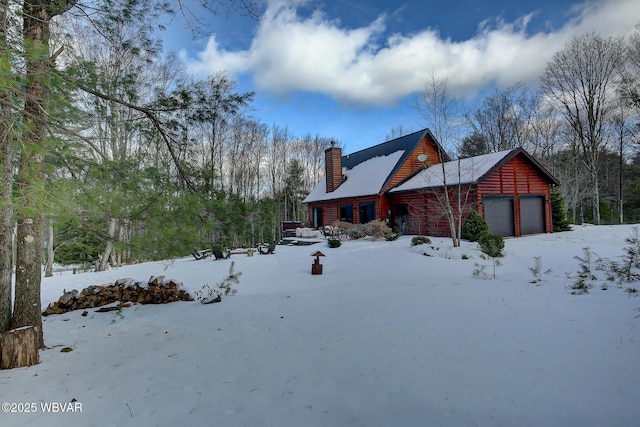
[339, 204, 353, 222]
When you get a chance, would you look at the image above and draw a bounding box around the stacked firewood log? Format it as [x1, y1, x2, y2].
[42, 276, 193, 315]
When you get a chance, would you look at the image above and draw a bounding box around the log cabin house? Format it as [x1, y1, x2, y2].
[303, 128, 560, 237]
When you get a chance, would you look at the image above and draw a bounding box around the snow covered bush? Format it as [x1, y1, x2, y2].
[330, 220, 353, 239]
[385, 232, 399, 241]
[411, 236, 431, 246]
[346, 224, 366, 239]
[327, 237, 341, 248]
[363, 219, 391, 240]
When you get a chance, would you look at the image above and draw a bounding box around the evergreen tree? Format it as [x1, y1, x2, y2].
[458, 131, 489, 158]
[461, 210, 489, 241]
[551, 187, 572, 231]
[0, 0, 14, 334]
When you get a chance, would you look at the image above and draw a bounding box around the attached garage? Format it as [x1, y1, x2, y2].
[519, 196, 546, 235]
[483, 196, 515, 237]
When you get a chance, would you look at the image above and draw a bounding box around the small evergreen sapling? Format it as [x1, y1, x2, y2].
[529, 256, 551, 284]
[569, 247, 600, 294]
[218, 261, 241, 296]
[530, 256, 543, 283]
[620, 227, 640, 283]
[196, 261, 242, 303]
[478, 234, 504, 278]
[597, 227, 640, 287]
[478, 233, 504, 257]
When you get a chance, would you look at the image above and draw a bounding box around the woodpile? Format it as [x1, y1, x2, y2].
[42, 276, 194, 316]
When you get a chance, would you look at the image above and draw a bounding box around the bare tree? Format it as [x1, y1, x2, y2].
[267, 124, 291, 198]
[526, 97, 566, 159]
[468, 83, 533, 153]
[385, 125, 413, 141]
[540, 32, 624, 225]
[610, 97, 635, 223]
[417, 74, 468, 246]
[619, 23, 640, 116]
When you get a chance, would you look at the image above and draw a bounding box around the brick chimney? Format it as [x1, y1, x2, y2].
[325, 141, 342, 193]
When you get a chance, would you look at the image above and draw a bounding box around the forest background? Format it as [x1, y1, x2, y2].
[1, 1, 640, 349]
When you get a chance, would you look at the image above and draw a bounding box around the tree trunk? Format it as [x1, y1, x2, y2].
[12, 0, 77, 351]
[592, 171, 601, 225]
[98, 217, 117, 271]
[0, 326, 40, 369]
[619, 135, 624, 225]
[13, 4, 50, 350]
[44, 218, 53, 277]
[0, 0, 12, 334]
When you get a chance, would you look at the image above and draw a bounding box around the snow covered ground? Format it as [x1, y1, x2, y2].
[1, 225, 639, 426]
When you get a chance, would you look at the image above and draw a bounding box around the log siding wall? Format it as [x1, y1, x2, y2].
[383, 136, 444, 192]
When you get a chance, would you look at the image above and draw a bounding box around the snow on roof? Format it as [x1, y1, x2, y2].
[391, 149, 514, 193]
[304, 150, 404, 203]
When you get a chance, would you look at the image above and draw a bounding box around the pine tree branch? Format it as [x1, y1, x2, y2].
[57, 71, 197, 191]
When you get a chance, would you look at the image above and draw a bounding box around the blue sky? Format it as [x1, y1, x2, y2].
[164, 0, 640, 154]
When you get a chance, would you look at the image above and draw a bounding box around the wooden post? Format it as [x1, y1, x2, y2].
[0, 326, 40, 369]
[311, 262, 323, 275]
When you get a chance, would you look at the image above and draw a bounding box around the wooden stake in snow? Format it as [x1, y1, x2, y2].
[0, 326, 40, 369]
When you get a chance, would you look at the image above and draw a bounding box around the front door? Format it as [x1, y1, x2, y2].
[358, 202, 375, 224]
[396, 204, 409, 234]
[312, 207, 323, 228]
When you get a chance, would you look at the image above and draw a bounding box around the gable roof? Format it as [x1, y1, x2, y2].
[304, 128, 451, 204]
[342, 128, 449, 170]
[303, 150, 404, 203]
[390, 148, 560, 193]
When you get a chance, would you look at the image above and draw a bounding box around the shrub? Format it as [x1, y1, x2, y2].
[462, 210, 489, 242]
[478, 233, 504, 257]
[327, 237, 341, 248]
[330, 220, 353, 238]
[384, 232, 399, 241]
[411, 236, 431, 246]
[363, 219, 391, 239]
[346, 224, 366, 239]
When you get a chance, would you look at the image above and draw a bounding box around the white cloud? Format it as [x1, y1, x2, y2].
[185, 0, 640, 106]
